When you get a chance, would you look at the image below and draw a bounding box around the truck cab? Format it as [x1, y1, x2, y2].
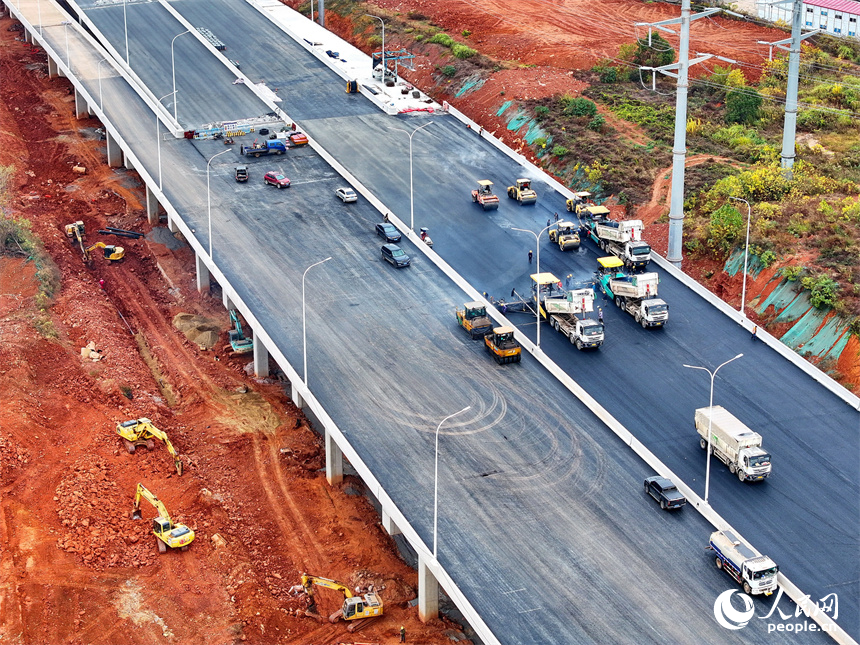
[575, 318, 604, 348]
[623, 241, 652, 270]
[639, 298, 669, 328]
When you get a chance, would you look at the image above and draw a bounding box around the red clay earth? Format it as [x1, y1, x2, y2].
[0, 19, 468, 645]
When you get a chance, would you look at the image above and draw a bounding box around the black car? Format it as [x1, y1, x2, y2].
[381, 244, 410, 268]
[375, 222, 401, 243]
[644, 476, 686, 511]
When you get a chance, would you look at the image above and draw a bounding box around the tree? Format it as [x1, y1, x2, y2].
[725, 88, 762, 124]
[632, 33, 675, 69]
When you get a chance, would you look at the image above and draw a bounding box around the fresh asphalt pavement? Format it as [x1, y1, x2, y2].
[63, 0, 854, 641]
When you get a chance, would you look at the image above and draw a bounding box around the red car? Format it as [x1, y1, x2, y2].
[263, 171, 290, 188]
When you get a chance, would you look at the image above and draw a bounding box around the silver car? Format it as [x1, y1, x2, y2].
[335, 187, 357, 203]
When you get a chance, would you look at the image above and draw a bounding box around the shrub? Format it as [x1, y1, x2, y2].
[801, 273, 839, 308]
[461, 29, 471, 38]
[725, 88, 762, 124]
[535, 105, 550, 117]
[707, 204, 744, 253]
[534, 137, 548, 149]
[592, 64, 618, 83]
[441, 65, 456, 78]
[413, 34, 424, 42]
[367, 35, 382, 46]
[588, 115, 605, 131]
[452, 43, 477, 59]
[562, 96, 597, 117]
[780, 266, 803, 281]
[552, 145, 569, 157]
[632, 33, 675, 68]
[428, 33, 455, 48]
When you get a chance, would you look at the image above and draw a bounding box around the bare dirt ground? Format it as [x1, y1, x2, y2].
[0, 19, 467, 645]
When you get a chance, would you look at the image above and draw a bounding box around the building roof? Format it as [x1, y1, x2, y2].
[804, 0, 860, 14]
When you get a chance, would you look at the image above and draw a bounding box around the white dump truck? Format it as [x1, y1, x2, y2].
[543, 288, 605, 350]
[596, 257, 668, 328]
[583, 206, 652, 271]
[695, 406, 772, 482]
[708, 530, 779, 596]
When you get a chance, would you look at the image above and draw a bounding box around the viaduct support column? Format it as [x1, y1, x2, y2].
[291, 382, 303, 408]
[145, 185, 160, 225]
[74, 88, 88, 118]
[222, 291, 234, 311]
[105, 130, 122, 167]
[325, 427, 342, 485]
[418, 554, 439, 622]
[166, 211, 179, 233]
[195, 252, 210, 294]
[47, 56, 58, 78]
[253, 338, 269, 378]
[381, 510, 401, 535]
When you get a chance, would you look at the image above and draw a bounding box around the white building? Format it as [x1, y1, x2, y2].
[760, 0, 860, 38]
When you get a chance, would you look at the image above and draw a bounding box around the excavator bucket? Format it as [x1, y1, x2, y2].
[131, 507, 143, 520]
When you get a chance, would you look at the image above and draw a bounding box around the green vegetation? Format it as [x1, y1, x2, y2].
[428, 33, 455, 47]
[441, 65, 456, 78]
[452, 43, 477, 59]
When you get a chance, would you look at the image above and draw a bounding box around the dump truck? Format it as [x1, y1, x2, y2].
[544, 289, 605, 351]
[708, 530, 779, 596]
[548, 221, 580, 251]
[456, 302, 493, 339]
[506, 178, 537, 205]
[532, 273, 604, 350]
[596, 256, 668, 328]
[471, 180, 500, 211]
[582, 206, 652, 271]
[695, 406, 772, 482]
[240, 139, 287, 157]
[484, 326, 521, 364]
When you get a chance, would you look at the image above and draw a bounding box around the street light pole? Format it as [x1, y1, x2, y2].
[36, 0, 42, 37]
[364, 14, 385, 82]
[61, 21, 71, 69]
[511, 223, 554, 348]
[302, 257, 332, 386]
[97, 58, 108, 111]
[122, 0, 129, 65]
[206, 149, 232, 259]
[155, 92, 173, 191]
[683, 353, 743, 504]
[433, 405, 471, 559]
[170, 29, 191, 123]
[730, 197, 752, 316]
[390, 122, 433, 231]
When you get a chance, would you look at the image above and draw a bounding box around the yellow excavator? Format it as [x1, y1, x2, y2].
[298, 574, 383, 632]
[85, 241, 124, 262]
[64, 221, 87, 259]
[131, 483, 195, 553]
[116, 418, 183, 475]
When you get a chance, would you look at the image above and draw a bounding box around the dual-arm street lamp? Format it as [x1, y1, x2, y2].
[511, 223, 555, 348]
[683, 353, 743, 504]
[303, 257, 332, 387]
[170, 29, 191, 122]
[206, 149, 232, 259]
[729, 196, 753, 316]
[390, 122, 433, 231]
[433, 406, 471, 559]
[364, 14, 385, 82]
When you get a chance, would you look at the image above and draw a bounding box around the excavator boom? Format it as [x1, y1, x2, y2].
[131, 483, 194, 552]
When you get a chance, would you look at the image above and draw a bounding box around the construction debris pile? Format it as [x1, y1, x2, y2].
[54, 455, 181, 570]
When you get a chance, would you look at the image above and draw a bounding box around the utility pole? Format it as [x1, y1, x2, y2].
[637, 0, 718, 269]
[757, 1, 816, 176]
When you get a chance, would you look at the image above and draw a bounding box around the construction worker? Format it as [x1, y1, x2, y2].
[598, 308, 604, 323]
[400, 625, 406, 642]
[528, 250, 533, 264]
[752, 325, 758, 341]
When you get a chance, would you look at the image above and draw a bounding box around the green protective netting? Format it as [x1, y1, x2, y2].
[496, 100, 513, 116]
[455, 76, 484, 98]
[724, 248, 768, 279]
